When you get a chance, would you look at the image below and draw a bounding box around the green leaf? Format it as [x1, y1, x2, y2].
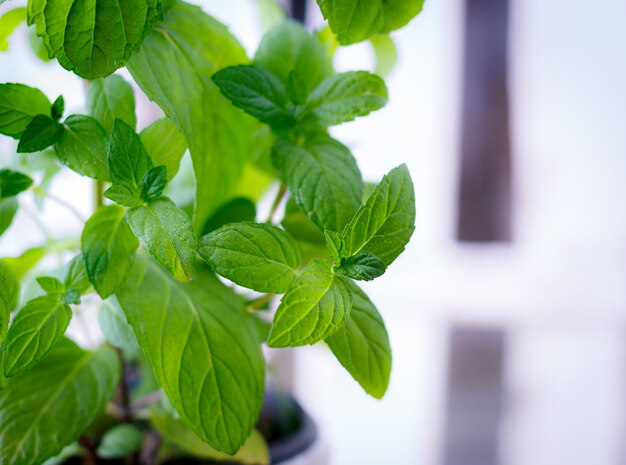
[0, 198, 18, 236]
[152, 407, 269, 465]
[36, 276, 65, 296]
[305, 71, 388, 126]
[268, 258, 352, 347]
[0, 7, 27, 52]
[16, 114, 64, 153]
[199, 222, 301, 294]
[370, 34, 397, 77]
[2, 296, 72, 377]
[97, 424, 142, 459]
[116, 254, 265, 454]
[50, 95, 64, 120]
[202, 197, 256, 236]
[81, 205, 139, 298]
[340, 164, 415, 266]
[27, 0, 163, 79]
[272, 135, 362, 232]
[337, 252, 386, 281]
[213, 64, 295, 128]
[64, 254, 90, 294]
[282, 196, 326, 245]
[108, 118, 153, 190]
[55, 115, 110, 181]
[0, 339, 120, 465]
[325, 282, 391, 398]
[103, 184, 143, 208]
[317, 0, 425, 45]
[140, 165, 168, 202]
[127, 2, 256, 230]
[0, 83, 51, 139]
[0, 261, 18, 346]
[127, 198, 196, 282]
[86, 74, 137, 133]
[0, 169, 33, 198]
[140, 117, 186, 181]
[255, 21, 333, 95]
[98, 297, 140, 359]
[324, 229, 343, 264]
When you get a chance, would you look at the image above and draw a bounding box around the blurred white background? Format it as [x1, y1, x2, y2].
[1, 0, 626, 464]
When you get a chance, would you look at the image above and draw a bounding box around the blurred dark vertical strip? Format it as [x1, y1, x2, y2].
[441, 327, 506, 465]
[457, 0, 512, 242]
[289, 0, 307, 23]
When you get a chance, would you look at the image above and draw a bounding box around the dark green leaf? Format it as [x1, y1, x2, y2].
[86, 74, 136, 133]
[0, 169, 32, 198]
[127, 2, 256, 230]
[64, 254, 90, 294]
[97, 424, 142, 459]
[103, 184, 143, 208]
[272, 135, 362, 232]
[213, 65, 295, 128]
[108, 118, 153, 190]
[140, 165, 168, 202]
[337, 252, 386, 281]
[17, 114, 64, 153]
[325, 282, 391, 398]
[140, 117, 186, 181]
[202, 197, 256, 235]
[0, 7, 26, 52]
[127, 198, 196, 282]
[116, 254, 265, 454]
[81, 205, 139, 298]
[2, 295, 72, 377]
[0, 198, 18, 236]
[317, 0, 425, 45]
[0, 261, 18, 346]
[255, 21, 333, 95]
[61, 289, 80, 305]
[0, 83, 51, 138]
[340, 164, 415, 266]
[36, 276, 64, 296]
[55, 115, 110, 180]
[0, 339, 120, 465]
[268, 258, 353, 347]
[27, 0, 162, 78]
[198, 222, 301, 293]
[305, 71, 388, 126]
[98, 297, 140, 359]
[51, 95, 64, 121]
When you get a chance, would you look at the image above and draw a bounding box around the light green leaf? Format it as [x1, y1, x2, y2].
[86, 74, 137, 133]
[0, 198, 18, 236]
[36, 276, 64, 296]
[0, 261, 18, 346]
[127, 2, 256, 230]
[140, 165, 168, 202]
[0, 169, 32, 198]
[255, 21, 333, 95]
[2, 296, 72, 377]
[0, 339, 120, 465]
[340, 164, 415, 266]
[324, 229, 343, 264]
[27, 0, 163, 79]
[97, 424, 143, 458]
[127, 198, 196, 282]
[0, 7, 26, 51]
[202, 197, 256, 236]
[272, 135, 362, 232]
[152, 407, 269, 465]
[317, 0, 425, 45]
[140, 117, 186, 181]
[17, 114, 64, 153]
[213, 64, 295, 128]
[116, 254, 265, 454]
[336, 252, 386, 281]
[268, 258, 353, 347]
[108, 118, 153, 191]
[81, 205, 139, 298]
[55, 115, 110, 180]
[103, 184, 143, 208]
[0, 83, 51, 139]
[370, 34, 397, 77]
[98, 297, 140, 359]
[64, 254, 90, 294]
[199, 222, 301, 293]
[305, 71, 388, 126]
[282, 196, 326, 246]
[325, 282, 391, 398]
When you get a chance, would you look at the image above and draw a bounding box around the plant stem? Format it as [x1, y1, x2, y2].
[33, 187, 86, 223]
[78, 437, 97, 465]
[92, 180, 104, 212]
[131, 390, 162, 411]
[139, 431, 162, 465]
[247, 293, 273, 312]
[115, 349, 132, 423]
[266, 183, 287, 223]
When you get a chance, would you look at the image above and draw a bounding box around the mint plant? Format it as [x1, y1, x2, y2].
[0, 0, 423, 463]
